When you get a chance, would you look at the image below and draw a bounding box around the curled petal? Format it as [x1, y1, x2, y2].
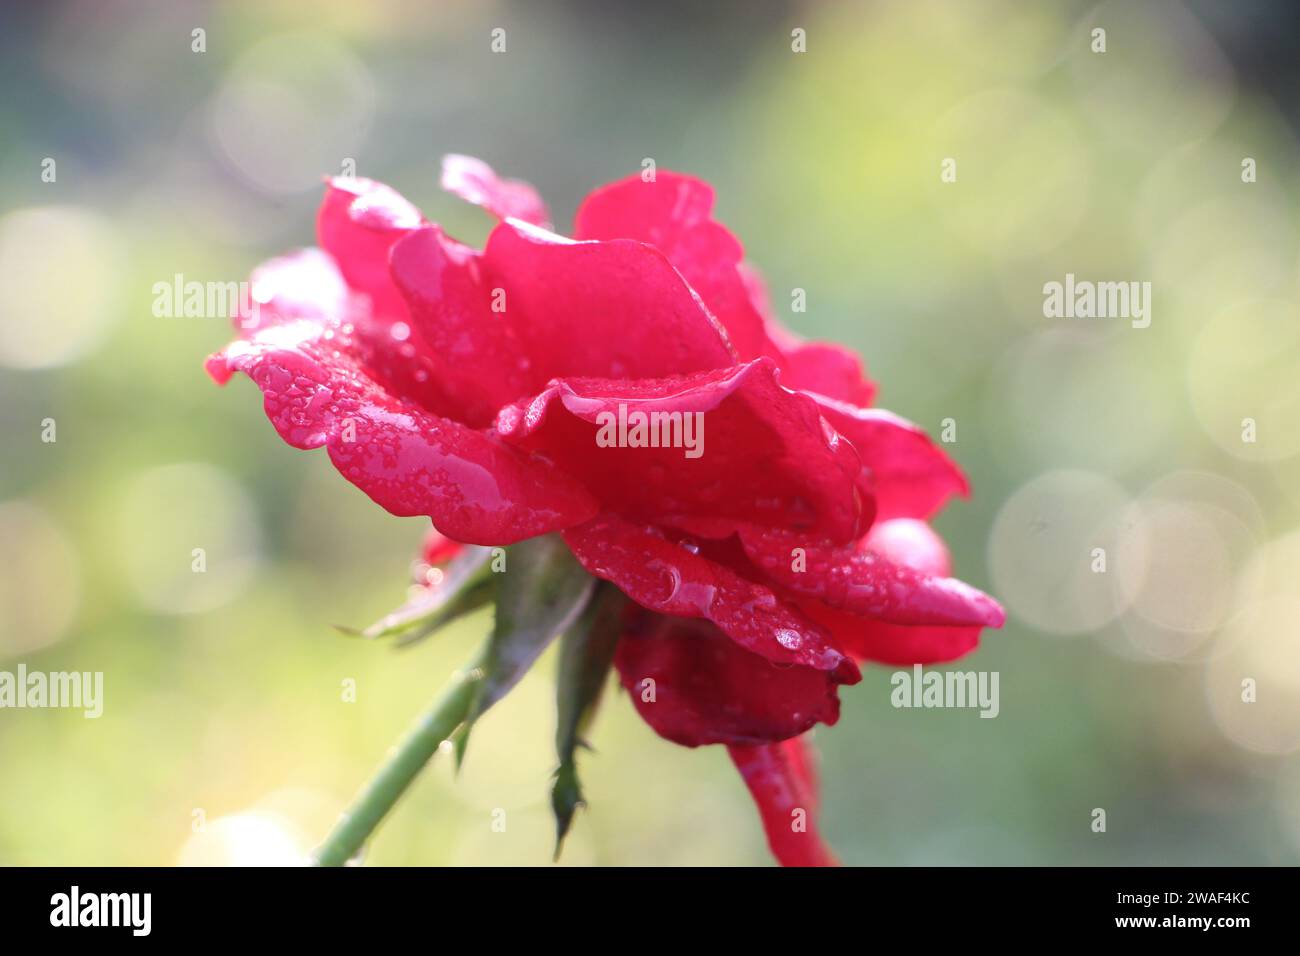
[575, 171, 714, 247]
[817, 517, 978, 664]
[781, 342, 878, 407]
[799, 600, 982, 666]
[317, 177, 425, 321]
[729, 738, 837, 867]
[205, 314, 597, 545]
[482, 218, 737, 381]
[736, 525, 1004, 629]
[739, 266, 877, 406]
[811, 397, 968, 521]
[862, 518, 951, 576]
[574, 172, 781, 362]
[239, 247, 350, 332]
[495, 357, 871, 543]
[656, 518, 989, 663]
[313, 181, 467, 417]
[614, 610, 844, 747]
[441, 154, 549, 226]
[421, 526, 464, 566]
[234, 248, 453, 416]
[563, 514, 859, 681]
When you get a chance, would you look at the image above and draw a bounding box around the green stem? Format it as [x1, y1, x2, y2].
[313, 646, 487, 866]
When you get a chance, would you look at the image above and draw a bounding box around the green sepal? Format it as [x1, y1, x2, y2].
[551, 583, 626, 858]
[454, 534, 595, 772]
[338, 545, 494, 645]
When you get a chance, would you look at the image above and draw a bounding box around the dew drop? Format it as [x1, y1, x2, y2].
[775, 628, 802, 650]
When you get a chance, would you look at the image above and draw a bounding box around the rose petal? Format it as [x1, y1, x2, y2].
[440, 153, 549, 226]
[614, 609, 844, 747]
[563, 514, 859, 680]
[778, 734, 821, 815]
[238, 247, 350, 332]
[421, 526, 464, 565]
[481, 218, 737, 382]
[317, 177, 425, 321]
[810, 397, 968, 520]
[313, 180, 464, 416]
[495, 357, 871, 543]
[650, 519, 988, 663]
[729, 738, 837, 867]
[781, 342, 878, 407]
[738, 264, 878, 406]
[735, 525, 1005, 628]
[798, 600, 982, 666]
[206, 305, 597, 544]
[234, 248, 456, 416]
[862, 518, 951, 576]
[574, 172, 781, 362]
[810, 517, 979, 664]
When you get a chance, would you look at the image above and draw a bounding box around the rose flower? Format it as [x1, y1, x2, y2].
[207, 156, 1004, 866]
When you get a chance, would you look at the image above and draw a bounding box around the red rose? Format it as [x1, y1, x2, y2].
[208, 157, 1003, 866]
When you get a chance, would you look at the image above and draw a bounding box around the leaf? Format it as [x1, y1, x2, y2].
[551, 583, 626, 857]
[455, 534, 595, 769]
[338, 545, 493, 644]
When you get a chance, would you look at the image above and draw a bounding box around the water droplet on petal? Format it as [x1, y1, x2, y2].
[775, 628, 802, 650]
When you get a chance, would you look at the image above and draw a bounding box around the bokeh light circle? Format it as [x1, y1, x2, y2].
[986, 328, 1178, 476]
[1068, 0, 1235, 150]
[1150, 196, 1295, 318]
[177, 812, 309, 866]
[1113, 499, 1257, 661]
[209, 31, 375, 194]
[1205, 530, 1300, 755]
[0, 206, 121, 370]
[1206, 595, 1300, 756]
[988, 469, 1134, 635]
[114, 463, 262, 615]
[0, 501, 81, 657]
[1188, 298, 1300, 461]
[1106, 470, 1264, 662]
[928, 88, 1088, 256]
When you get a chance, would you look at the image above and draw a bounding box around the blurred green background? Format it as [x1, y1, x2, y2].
[2, 0, 1300, 865]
